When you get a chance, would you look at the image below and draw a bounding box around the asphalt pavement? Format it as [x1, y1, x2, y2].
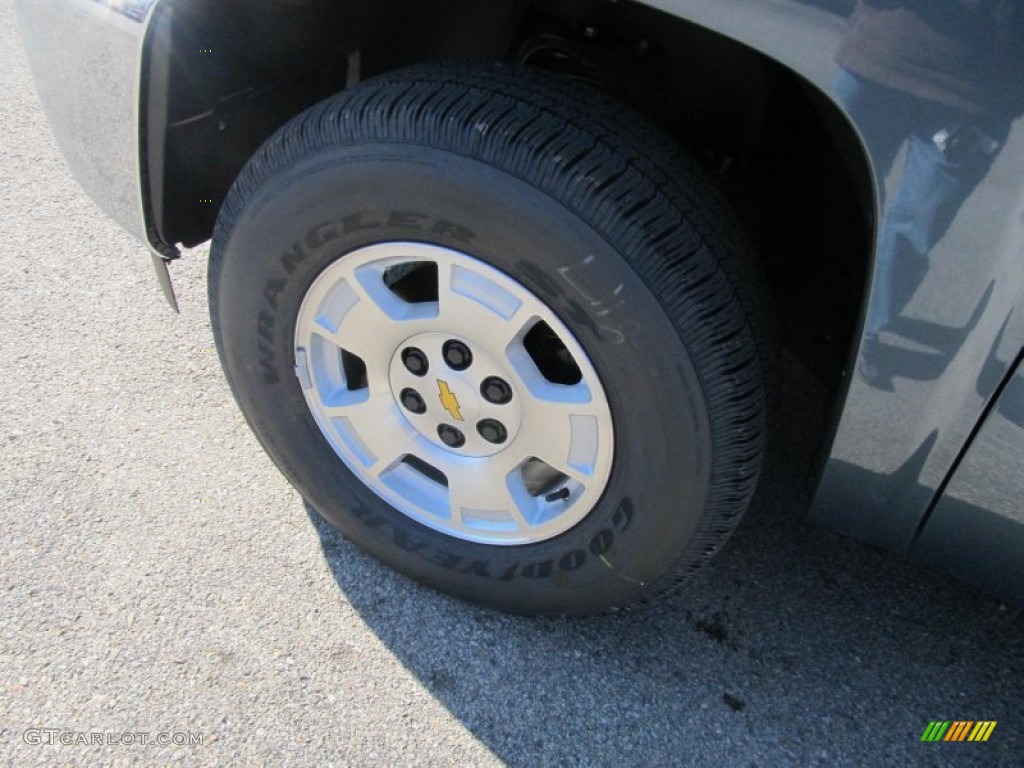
[1, 2, 1021, 766]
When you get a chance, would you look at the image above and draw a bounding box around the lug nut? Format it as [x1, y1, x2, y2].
[437, 424, 466, 448]
[442, 340, 473, 371]
[477, 419, 508, 445]
[480, 376, 513, 405]
[402, 347, 429, 376]
[400, 388, 426, 414]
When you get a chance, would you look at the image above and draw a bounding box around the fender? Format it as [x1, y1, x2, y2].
[14, 0, 177, 306]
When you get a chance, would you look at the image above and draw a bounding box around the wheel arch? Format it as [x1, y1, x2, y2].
[142, 0, 527, 251]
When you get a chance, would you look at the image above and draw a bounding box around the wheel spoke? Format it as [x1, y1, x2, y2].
[300, 267, 437, 391]
[445, 455, 530, 533]
[438, 264, 531, 352]
[319, 395, 413, 474]
[328, 296, 408, 386]
[516, 386, 608, 483]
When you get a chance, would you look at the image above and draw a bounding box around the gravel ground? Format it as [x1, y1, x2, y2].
[2, 2, 1022, 766]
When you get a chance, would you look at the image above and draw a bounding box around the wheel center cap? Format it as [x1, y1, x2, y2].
[388, 332, 522, 458]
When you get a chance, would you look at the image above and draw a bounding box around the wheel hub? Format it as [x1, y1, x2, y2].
[388, 332, 522, 458]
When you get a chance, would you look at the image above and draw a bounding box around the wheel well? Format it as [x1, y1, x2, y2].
[143, 0, 526, 250]
[147, 0, 871, 388]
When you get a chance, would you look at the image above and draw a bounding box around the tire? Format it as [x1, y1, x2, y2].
[209, 61, 769, 615]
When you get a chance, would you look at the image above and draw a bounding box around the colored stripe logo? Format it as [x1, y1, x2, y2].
[921, 721, 997, 742]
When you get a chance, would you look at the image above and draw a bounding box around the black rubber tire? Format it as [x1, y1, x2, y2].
[209, 62, 770, 615]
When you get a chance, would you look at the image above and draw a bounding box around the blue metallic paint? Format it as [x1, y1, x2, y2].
[913, 347, 1024, 602]
[646, 1, 1024, 597]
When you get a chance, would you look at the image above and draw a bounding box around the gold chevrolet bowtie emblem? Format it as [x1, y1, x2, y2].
[437, 380, 464, 421]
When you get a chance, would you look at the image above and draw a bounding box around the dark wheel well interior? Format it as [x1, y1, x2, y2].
[145, 0, 872, 443]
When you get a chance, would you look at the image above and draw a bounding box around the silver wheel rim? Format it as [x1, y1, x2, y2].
[293, 242, 614, 546]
